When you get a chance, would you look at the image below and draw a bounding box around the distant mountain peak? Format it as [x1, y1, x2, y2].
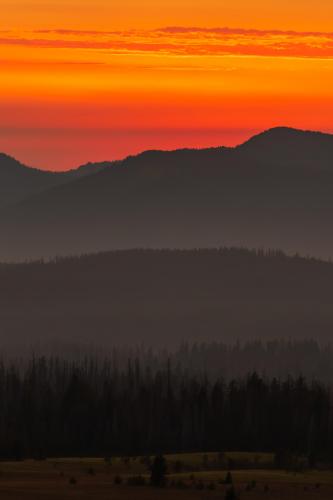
[242, 126, 332, 146]
[237, 127, 333, 166]
[262, 126, 307, 134]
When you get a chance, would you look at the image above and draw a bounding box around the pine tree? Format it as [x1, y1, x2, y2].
[150, 455, 167, 487]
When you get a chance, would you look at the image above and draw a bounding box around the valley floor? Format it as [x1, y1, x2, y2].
[0, 453, 332, 499]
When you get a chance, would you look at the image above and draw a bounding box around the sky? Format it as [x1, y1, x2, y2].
[1, 0, 333, 170]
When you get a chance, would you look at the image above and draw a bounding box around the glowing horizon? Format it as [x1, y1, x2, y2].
[1, 1, 333, 170]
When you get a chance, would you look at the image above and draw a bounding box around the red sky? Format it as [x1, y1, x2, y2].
[1, 1, 333, 170]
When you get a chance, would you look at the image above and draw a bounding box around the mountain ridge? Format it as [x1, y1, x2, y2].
[1, 247, 333, 350]
[0, 152, 114, 175]
[2, 126, 333, 261]
[2, 126, 333, 173]
[0, 153, 114, 207]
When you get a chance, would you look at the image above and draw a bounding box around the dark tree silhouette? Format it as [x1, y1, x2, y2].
[150, 455, 167, 487]
[225, 471, 233, 484]
[225, 485, 238, 500]
[0, 356, 330, 459]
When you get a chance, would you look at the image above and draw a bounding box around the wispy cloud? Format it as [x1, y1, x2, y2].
[2, 26, 333, 58]
[158, 26, 333, 38]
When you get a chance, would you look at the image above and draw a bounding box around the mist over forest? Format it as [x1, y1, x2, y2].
[1, 248, 333, 356]
[3, 128, 333, 260]
[2, 129, 333, 471]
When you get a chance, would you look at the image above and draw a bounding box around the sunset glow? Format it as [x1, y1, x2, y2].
[1, 1, 333, 169]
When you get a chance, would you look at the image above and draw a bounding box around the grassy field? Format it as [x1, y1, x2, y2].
[0, 452, 331, 499]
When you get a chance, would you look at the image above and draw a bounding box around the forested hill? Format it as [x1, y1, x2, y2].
[4, 127, 333, 260]
[1, 248, 333, 351]
[0, 153, 110, 208]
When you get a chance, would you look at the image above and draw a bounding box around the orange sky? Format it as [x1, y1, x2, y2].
[1, 0, 333, 169]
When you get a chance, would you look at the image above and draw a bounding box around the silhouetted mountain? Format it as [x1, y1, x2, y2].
[0, 153, 62, 206]
[0, 153, 111, 207]
[1, 248, 333, 351]
[65, 160, 115, 178]
[239, 126, 333, 171]
[2, 127, 333, 260]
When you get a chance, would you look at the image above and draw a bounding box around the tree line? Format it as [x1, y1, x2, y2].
[21, 339, 333, 382]
[2, 247, 333, 351]
[0, 355, 332, 461]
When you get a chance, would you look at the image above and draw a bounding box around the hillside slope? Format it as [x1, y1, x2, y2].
[0, 153, 111, 207]
[1, 248, 333, 350]
[2, 127, 333, 260]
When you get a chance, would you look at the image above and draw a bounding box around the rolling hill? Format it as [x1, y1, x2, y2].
[1, 248, 333, 351]
[0, 153, 111, 207]
[2, 127, 333, 260]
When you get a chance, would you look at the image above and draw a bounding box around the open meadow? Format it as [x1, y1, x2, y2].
[0, 452, 332, 499]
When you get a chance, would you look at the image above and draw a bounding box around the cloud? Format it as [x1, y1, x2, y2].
[2, 26, 333, 58]
[158, 26, 333, 38]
